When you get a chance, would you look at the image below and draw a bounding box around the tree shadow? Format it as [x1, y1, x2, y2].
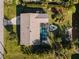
[60, 25, 72, 49]
[4, 25, 13, 32]
[4, 20, 16, 40]
[31, 44, 51, 54]
[16, 4, 23, 44]
[4, 19, 13, 32]
[71, 54, 79, 59]
[72, 4, 79, 40]
[21, 40, 51, 54]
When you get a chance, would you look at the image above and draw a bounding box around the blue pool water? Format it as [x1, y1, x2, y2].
[40, 26, 48, 42]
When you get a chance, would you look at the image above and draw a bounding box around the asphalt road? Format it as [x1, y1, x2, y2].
[0, 0, 3, 59]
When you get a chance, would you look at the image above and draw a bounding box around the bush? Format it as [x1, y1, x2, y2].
[69, 5, 76, 13]
[9, 32, 16, 40]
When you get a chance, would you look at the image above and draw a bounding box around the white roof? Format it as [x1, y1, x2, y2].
[20, 13, 48, 45]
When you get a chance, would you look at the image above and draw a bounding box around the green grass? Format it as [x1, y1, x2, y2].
[4, 3, 16, 20]
[4, 25, 23, 58]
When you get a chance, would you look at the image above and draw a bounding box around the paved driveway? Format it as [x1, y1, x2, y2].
[4, 16, 20, 25]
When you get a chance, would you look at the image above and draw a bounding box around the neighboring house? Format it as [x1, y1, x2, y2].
[20, 13, 49, 46]
[23, 0, 40, 2]
[73, 0, 79, 4]
[48, 0, 61, 2]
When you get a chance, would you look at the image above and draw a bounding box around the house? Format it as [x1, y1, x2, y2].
[20, 13, 50, 46]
